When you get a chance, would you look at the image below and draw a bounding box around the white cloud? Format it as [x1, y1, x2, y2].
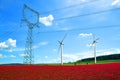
[19, 53, 25, 57]
[0, 54, 7, 58]
[0, 54, 3, 58]
[7, 38, 16, 47]
[39, 42, 48, 46]
[63, 54, 80, 62]
[79, 48, 120, 59]
[45, 56, 48, 59]
[60, 27, 71, 31]
[12, 48, 25, 52]
[39, 58, 60, 63]
[35, 48, 120, 63]
[66, 0, 86, 5]
[0, 42, 8, 49]
[97, 48, 120, 55]
[39, 14, 54, 26]
[51, 58, 60, 63]
[86, 44, 93, 47]
[53, 49, 57, 52]
[0, 38, 16, 52]
[61, 48, 120, 62]
[8, 49, 13, 52]
[10, 55, 16, 58]
[78, 33, 93, 37]
[33, 42, 49, 49]
[19, 53, 29, 57]
[0, 54, 16, 58]
[111, 0, 120, 6]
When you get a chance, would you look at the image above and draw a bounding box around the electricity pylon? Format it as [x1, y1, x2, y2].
[21, 4, 39, 64]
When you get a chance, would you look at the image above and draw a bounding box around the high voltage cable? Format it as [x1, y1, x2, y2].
[1, 7, 120, 39]
[0, 22, 23, 39]
[0, 27, 24, 41]
[40, 0, 97, 15]
[54, 7, 120, 21]
[36, 24, 120, 34]
[4, 24, 120, 43]
[1, 24, 120, 40]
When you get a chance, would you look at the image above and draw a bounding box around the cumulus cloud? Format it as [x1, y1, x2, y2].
[111, 0, 120, 6]
[78, 33, 93, 37]
[0, 42, 8, 49]
[39, 14, 54, 26]
[7, 38, 16, 47]
[0, 38, 16, 52]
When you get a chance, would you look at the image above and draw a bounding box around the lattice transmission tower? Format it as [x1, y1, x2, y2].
[21, 4, 39, 64]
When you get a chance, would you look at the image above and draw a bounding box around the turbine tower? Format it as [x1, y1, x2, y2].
[92, 36, 99, 64]
[58, 34, 67, 65]
[21, 4, 39, 64]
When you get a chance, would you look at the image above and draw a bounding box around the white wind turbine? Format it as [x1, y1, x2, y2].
[58, 34, 67, 65]
[92, 35, 99, 64]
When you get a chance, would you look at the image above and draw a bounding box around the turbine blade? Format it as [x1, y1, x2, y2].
[92, 33, 95, 41]
[62, 33, 67, 42]
[58, 45, 61, 54]
[91, 33, 94, 44]
[58, 40, 61, 43]
[96, 38, 99, 41]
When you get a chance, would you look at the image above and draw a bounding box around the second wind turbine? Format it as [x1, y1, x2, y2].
[92, 36, 99, 64]
[58, 34, 67, 65]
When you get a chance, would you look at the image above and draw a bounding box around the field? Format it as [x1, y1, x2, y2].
[0, 63, 120, 80]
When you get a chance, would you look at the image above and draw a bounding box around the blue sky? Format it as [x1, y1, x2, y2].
[0, 0, 120, 64]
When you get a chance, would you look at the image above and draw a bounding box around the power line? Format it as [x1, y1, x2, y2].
[0, 26, 24, 41]
[40, 0, 97, 15]
[1, 5, 120, 40]
[32, 24, 120, 42]
[54, 7, 120, 21]
[1, 20, 120, 41]
[35, 24, 120, 34]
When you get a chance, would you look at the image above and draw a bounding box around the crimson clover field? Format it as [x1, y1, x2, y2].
[0, 63, 120, 80]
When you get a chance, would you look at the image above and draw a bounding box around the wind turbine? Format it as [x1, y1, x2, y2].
[92, 35, 99, 64]
[58, 34, 67, 65]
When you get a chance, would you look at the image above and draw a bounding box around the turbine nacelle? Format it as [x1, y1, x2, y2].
[58, 41, 64, 46]
[92, 38, 99, 45]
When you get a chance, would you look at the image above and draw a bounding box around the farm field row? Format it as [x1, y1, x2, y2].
[0, 63, 120, 80]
